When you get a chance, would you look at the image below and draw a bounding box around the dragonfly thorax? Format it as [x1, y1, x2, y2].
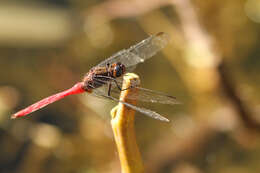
[82, 62, 126, 91]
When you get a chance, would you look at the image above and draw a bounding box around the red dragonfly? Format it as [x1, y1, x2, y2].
[12, 32, 178, 122]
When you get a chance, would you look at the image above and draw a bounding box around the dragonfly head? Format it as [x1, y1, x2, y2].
[113, 62, 126, 77]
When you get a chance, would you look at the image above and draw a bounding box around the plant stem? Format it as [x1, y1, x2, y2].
[110, 73, 144, 173]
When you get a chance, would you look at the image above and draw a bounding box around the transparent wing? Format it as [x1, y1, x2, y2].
[111, 86, 179, 105]
[95, 32, 170, 71]
[90, 86, 169, 122]
[91, 75, 179, 105]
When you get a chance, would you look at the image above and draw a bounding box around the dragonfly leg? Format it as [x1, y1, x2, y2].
[94, 75, 133, 91]
[112, 80, 134, 91]
[108, 82, 112, 96]
[93, 75, 137, 91]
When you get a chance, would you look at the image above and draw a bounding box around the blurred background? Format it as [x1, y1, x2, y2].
[1, 0, 260, 172]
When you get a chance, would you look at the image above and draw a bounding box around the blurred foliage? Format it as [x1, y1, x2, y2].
[0, 0, 260, 173]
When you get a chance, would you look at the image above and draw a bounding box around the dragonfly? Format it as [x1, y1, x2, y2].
[11, 32, 179, 122]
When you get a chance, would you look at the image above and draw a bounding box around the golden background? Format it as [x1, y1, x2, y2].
[0, 0, 260, 172]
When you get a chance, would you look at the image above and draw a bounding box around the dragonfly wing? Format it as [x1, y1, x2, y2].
[96, 32, 170, 70]
[89, 80, 170, 122]
[90, 81, 121, 99]
[96, 50, 142, 71]
[131, 87, 179, 104]
[108, 79, 179, 105]
[127, 32, 169, 66]
[91, 76, 179, 105]
[95, 93, 169, 122]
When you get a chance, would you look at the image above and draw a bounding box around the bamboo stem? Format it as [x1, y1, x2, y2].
[110, 73, 144, 173]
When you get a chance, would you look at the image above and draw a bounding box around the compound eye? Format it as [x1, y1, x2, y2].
[115, 65, 123, 77]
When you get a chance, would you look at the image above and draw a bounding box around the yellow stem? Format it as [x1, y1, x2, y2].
[110, 73, 144, 173]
